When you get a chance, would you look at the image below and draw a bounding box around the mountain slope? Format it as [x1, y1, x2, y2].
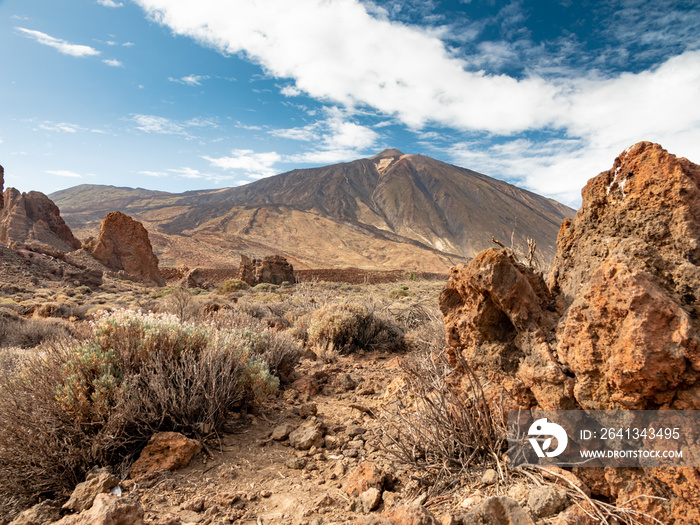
[51, 150, 575, 270]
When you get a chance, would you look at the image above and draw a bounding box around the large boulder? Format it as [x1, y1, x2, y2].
[0, 188, 81, 253]
[439, 142, 700, 523]
[237, 254, 294, 286]
[86, 211, 165, 286]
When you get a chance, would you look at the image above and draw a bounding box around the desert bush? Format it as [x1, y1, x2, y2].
[0, 310, 72, 348]
[159, 287, 204, 323]
[251, 283, 279, 293]
[380, 346, 506, 494]
[0, 309, 279, 519]
[216, 279, 249, 294]
[307, 302, 405, 355]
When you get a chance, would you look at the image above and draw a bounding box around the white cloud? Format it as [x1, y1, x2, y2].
[204, 150, 282, 179]
[16, 27, 100, 57]
[139, 170, 168, 177]
[280, 85, 301, 97]
[96, 0, 124, 7]
[38, 121, 84, 133]
[46, 170, 83, 178]
[133, 0, 700, 203]
[131, 114, 216, 136]
[169, 74, 209, 86]
[103, 58, 124, 67]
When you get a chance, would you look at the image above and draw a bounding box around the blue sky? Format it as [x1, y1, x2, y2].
[1, 0, 699, 207]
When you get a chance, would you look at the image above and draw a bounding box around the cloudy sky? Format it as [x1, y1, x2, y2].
[1, 0, 699, 206]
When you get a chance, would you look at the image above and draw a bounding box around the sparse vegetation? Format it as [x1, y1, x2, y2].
[216, 278, 249, 294]
[307, 302, 405, 355]
[0, 309, 283, 516]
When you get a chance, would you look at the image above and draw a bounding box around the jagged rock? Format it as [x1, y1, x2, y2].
[0, 165, 4, 209]
[8, 500, 62, 525]
[86, 211, 165, 286]
[63, 468, 119, 513]
[237, 254, 294, 286]
[181, 267, 207, 289]
[0, 188, 81, 253]
[288, 419, 325, 450]
[439, 143, 700, 524]
[527, 486, 568, 519]
[129, 432, 201, 479]
[345, 462, 387, 497]
[52, 494, 144, 525]
[359, 487, 382, 513]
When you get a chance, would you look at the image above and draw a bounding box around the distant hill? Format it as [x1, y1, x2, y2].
[51, 149, 575, 271]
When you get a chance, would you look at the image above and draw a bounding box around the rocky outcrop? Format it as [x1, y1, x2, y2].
[0, 188, 81, 253]
[439, 142, 700, 523]
[0, 165, 4, 210]
[86, 211, 165, 286]
[237, 254, 295, 286]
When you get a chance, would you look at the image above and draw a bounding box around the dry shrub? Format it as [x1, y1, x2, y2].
[211, 308, 302, 382]
[381, 346, 506, 494]
[307, 302, 405, 355]
[0, 310, 280, 520]
[0, 309, 72, 348]
[216, 279, 249, 294]
[158, 287, 205, 323]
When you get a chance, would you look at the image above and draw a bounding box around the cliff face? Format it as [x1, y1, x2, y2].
[439, 142, 700, 523]
[0, 188, 81, 253]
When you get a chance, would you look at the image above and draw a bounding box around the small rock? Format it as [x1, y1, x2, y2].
[299, 403, 318, 418]
[9, 500, 62, 525]
[481, 469, 499, 485]
[324, 435, 341, 450]
[259, 490, 272, 498]
[359, 488, 382, 513]
[52, 494, 145, 525]
[129, 432, 201, 479]
[382, 491, 400, 508]
[289, 419, 325, 450]
[181, 496, 207, 513]
[345, 461, 386, 497]
[346, 439, 365, 450]
[527, 486, 568, 519]
[315, 493, 336, 508]
[346, 424, 366, 438]
[507, 484, 529, 505]
[286, 457, 307, 470]
[354, 504, 440, 525]
[461, 496, 534, 525]
[63, 468, 119, 513]
[271, 422, 296, 441]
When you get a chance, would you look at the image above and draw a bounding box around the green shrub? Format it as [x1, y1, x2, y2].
[307, 303, 405, 355]
[251, 283, 279, 293]
[216, 279, 249, 294]
[0, 310, 281, 519]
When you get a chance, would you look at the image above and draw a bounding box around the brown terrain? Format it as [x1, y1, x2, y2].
[50, 149, 575, 271]
[0, 142, 698, 525]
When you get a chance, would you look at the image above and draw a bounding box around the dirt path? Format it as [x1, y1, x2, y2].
[128, 351, 414, 525]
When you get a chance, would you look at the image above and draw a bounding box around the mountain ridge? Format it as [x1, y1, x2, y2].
[51, 151, 575, 271]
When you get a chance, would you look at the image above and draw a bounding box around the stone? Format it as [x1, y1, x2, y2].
[271, 422, 296, 441]
[181, 267, 208, 289]
[9, 500, 62, 525]
[0, 164, 4, 209]
[237, 254, 295, 286]
[527, 486, 568, 519]
[129, 432, 201, 479]
[299, 402, 318, 418]
[360, 487, 382, 513]
[459, 496, 534, 525]
[288, 419, 325, 450]
[0, 188, 81, 253]
[63, 468, 119, 513]
[354, 504, 441, 525]
[285, 457, 307, 470]
[345, 462, 386, 497]
[86, 211, 165, 286]
[52, 494, 144, 525]
[481, 469, 498, 485]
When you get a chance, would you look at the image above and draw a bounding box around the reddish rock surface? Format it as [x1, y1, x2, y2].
[129, 432, 201, 480]
[86, 211, 165, 286]
[345, 461, 387, 497]
[0, 188, 81, 253]
[237, 254, 295, 286]
[0, 165, 4, 209]
[439, 142, 700, 523]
